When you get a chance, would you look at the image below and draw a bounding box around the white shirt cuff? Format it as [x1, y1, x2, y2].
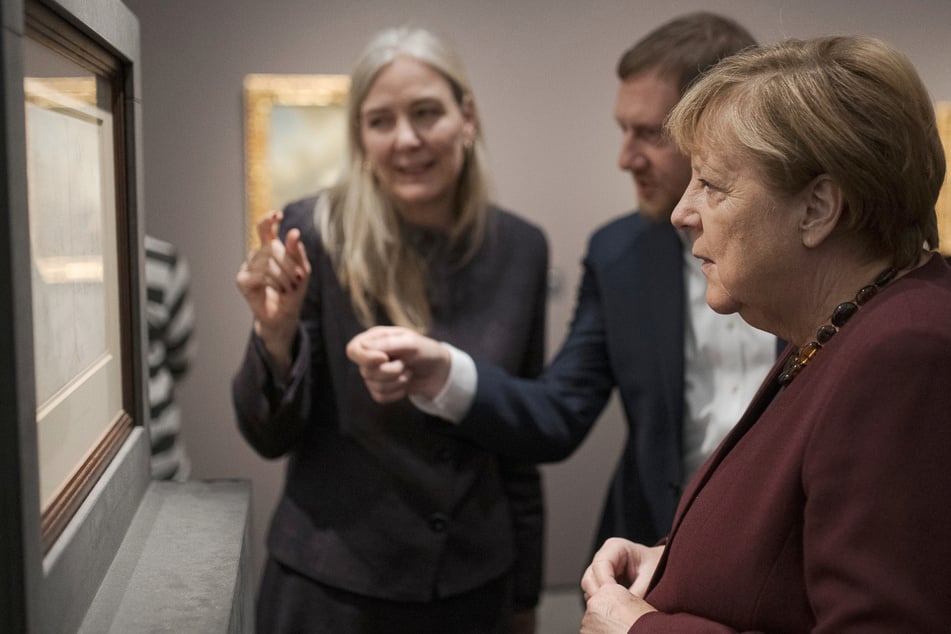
[409, 343, 476, 423]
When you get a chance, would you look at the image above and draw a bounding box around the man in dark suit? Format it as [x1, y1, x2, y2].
[348, 12, 776, 552]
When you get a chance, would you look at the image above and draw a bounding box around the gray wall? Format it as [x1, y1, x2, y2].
[120, 0, 951, 589]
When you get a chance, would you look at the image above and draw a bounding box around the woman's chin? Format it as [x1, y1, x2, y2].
[705, 289, 742, 315]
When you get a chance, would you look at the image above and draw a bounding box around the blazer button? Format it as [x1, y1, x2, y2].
[429, 512, 449, 533]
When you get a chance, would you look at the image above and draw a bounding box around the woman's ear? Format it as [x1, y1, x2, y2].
[799, 175, 844, 248]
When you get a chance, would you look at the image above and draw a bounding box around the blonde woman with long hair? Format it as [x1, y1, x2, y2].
[234, 26, 548, 633]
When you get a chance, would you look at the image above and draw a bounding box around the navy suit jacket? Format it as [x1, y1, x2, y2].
[454, 212, 688, 548]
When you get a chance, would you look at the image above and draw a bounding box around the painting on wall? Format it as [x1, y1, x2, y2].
[244, 74, 349, 250]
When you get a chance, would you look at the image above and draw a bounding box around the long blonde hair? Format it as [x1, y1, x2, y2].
[320, 26, 491, 331]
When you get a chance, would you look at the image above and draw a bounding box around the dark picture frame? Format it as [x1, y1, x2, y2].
[0, 0, 148, 630]
[24, 0, 136, 553]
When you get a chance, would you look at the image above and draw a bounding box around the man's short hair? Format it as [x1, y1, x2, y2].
[617, 12, 756, 95]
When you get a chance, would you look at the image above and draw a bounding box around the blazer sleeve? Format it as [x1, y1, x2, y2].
[459, 238, 617, 462]
[231, 199, 323, 458]
[231, 328, 312, 458]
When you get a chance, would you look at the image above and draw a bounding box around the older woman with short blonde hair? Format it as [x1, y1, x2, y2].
[581, 35, 951, 633]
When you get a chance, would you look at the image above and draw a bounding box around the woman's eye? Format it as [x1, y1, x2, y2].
[365, 116, 392, 130]
[414, 106, 441, 121]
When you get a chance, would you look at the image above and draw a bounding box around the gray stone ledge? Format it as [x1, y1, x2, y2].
[78, 479, 253, 634]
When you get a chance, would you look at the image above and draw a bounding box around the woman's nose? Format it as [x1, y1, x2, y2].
[394, 117, 421, 148]
[670, 194, 693, 230]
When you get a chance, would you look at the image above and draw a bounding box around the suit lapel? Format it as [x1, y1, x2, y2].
[647, 348, 792, 591]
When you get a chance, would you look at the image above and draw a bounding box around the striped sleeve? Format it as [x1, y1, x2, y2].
[144, 234, 196, 480]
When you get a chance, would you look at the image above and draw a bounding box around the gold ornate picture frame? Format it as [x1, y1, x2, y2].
[243, 74, 350, 251]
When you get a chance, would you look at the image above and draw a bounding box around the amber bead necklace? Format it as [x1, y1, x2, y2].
[778, 265, 898, 386]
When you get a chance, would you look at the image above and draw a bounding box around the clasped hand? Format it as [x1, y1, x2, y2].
[345, 327, 451, 403]
[579, 538, 662, 633]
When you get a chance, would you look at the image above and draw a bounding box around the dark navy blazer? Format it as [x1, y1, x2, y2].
[455, 211, 688, 549]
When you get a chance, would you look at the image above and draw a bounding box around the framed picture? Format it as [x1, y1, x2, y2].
[22, 0, 137, 553]
[936, 102, 951, 256]
[3, 0, 150, 630]
[243, 73, 350, 250]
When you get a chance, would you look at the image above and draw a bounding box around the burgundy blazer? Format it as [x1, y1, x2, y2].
[633, 254, 951, 633]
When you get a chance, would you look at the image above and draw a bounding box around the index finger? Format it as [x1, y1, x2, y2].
[346, 335, 391, 365]
[284, 228, 312, 274]
[256, 210, 282, 247]
[350, 326, 413, 351]
[581, 558, 617, 598]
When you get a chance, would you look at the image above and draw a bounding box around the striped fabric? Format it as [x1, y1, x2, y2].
[145, 235, 197, 481]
